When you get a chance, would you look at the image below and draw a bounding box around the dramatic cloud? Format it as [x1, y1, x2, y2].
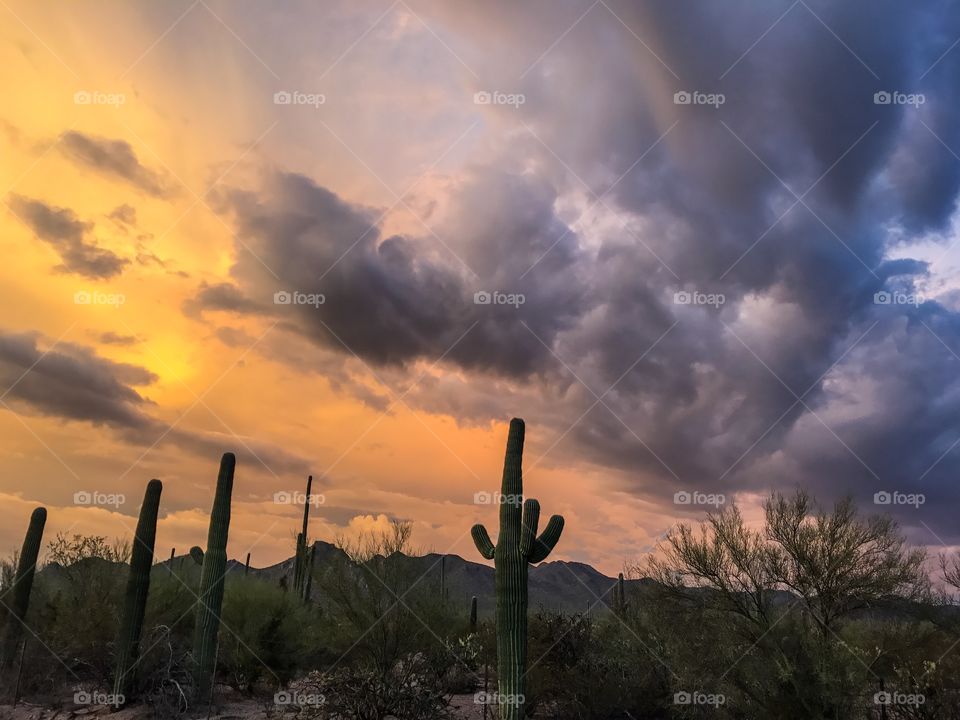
[0, 331, 311, 475]
[191, 167, 585, 378]
[8, 194, 128, 279]
[176, 0, 960, 545]
[59, 131, 173, 198]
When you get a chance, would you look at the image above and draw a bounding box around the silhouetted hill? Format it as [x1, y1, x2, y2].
[240, 541, 649, 616]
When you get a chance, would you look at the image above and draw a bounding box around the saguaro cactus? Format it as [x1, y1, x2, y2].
[470, 595, 478, 634]
[114, 479, 163, 701]
[293, 475, 313, 594]
[303, 543, 316, 602]
[471, 419, 564, 720]
[0, 507, 46, 670]
[616, 572, 626, 613]
[192, 453, 235, 699]
[440, 555, 446, 603]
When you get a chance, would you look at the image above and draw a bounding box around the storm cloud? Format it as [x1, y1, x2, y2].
[179, 0, 960, 542]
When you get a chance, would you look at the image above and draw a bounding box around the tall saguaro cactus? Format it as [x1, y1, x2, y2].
[114, 479, 163, 701]
[192, 453, 235, 699]
[0, 507, 46, 670]
[293, 475, 313, 595]
[471, 419, 564, 720]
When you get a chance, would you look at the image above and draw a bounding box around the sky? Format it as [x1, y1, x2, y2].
[2, 0, 960, 575]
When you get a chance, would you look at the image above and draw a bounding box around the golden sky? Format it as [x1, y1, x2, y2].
[0, 0, 687, 575]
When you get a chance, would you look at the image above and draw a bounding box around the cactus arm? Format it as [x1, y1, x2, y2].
[498, 419, 525, 547]
[527, 514, 565, 563]
[471, 523, 495, 559]
[519, 499, 540, 558]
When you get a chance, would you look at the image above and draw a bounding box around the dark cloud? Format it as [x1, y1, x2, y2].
[8, 194, 128, 279]
[192, 167, 585, 378]
[183, 1, 960, 541]
[0, 331, 156, 429]
[0, 330, 311, 476]
[401, 0, 960, 538]
[60, 131, 173, 198]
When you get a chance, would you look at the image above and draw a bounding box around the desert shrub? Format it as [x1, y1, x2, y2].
[218, 575, 318, 691]
[23, 534, 128, 686]
[525, 609, 673, 720]
[317, 521, 466, 677]
[287, 659, 452, 720]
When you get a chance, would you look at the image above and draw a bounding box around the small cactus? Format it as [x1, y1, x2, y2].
[470, 595, 478, 634]
[114, 479, 163, 701]
[192, 453, 235, 700]
[244, 552, 251, 576]
[0, 507, 46, 670]
[471, 419, 564, 720]
[616, 572, 626, 613]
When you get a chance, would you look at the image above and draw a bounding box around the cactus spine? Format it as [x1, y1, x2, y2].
[471, 419, 564, 720]
[114, 479, 163, 701]
[192, 453, 235, 699]
[0, 507, 46, 670]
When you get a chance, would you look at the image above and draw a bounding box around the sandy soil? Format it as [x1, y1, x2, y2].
[0, 693, 490, 720]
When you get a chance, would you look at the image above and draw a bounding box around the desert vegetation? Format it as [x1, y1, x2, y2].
[0, 421, 958, 719]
